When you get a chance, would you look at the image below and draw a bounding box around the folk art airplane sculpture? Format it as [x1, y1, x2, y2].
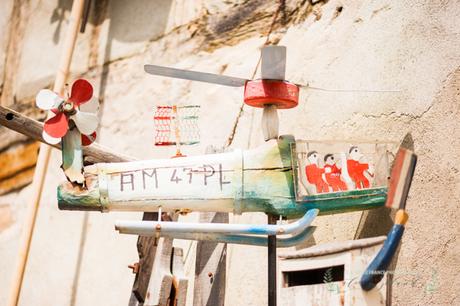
[36, 46, 416, 291]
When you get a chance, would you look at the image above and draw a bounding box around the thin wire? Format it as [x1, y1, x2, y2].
[299, 84, 401, 93]
[224, 0, 283, 148]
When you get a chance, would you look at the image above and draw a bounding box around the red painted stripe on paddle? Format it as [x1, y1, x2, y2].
[386, 149, 406, 208]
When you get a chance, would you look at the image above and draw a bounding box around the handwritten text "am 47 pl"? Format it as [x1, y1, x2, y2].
[111, 164, 232, 192]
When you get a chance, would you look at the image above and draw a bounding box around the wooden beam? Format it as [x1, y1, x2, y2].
[0, 142, 39, 180]
[0, 167, 36, 196]
[0, 105, 133, 163]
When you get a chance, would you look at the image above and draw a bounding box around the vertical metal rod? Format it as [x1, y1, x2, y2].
[172, 105, 183, 157]
[268, 214, 277, 306]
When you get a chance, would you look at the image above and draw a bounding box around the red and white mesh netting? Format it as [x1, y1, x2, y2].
[153, 105, 200, 146]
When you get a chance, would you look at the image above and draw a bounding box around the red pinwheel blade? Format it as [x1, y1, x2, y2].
[69, 79, 93, 106]
[43, 112, 69, 138]
[81, 132, 97, 146]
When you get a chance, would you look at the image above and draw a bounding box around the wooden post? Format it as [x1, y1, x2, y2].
[193, 212, 228, 306]
[143, 213, 180, 306]
[130, 212, 159, 303]
[7, 1, 85, 305]
[268, 214, 277, 306]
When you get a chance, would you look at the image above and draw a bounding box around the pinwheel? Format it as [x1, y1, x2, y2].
[36, 79, 99, 146]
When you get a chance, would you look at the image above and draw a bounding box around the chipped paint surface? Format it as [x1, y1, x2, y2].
[58, 137, 386, 217]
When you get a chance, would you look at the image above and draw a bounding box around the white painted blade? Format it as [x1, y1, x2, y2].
[42, 130, 61, 145]
[79, 96, 99, 113]
[62, 128, 85, 184]
[72, 111, 99, 135]
[261, 46, 286, 80]
[261, 105, 279, 141]
[36, 89, 62, 110]
[144, 65, 248, 87]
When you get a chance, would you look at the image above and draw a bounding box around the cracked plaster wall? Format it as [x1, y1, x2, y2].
[0, 0, 459, 305]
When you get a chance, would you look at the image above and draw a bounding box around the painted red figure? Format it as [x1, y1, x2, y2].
[305, 151, 329, 193]
[347, 146, 371, 189]
[324, 154, 348, 192]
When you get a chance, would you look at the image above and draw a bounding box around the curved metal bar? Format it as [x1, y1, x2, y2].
[167, 226, 316, 247]
[118, 224, 315, 247]
[115, 209, 319, 236]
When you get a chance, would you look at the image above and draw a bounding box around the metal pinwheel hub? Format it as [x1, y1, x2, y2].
[60, 101, 77, 115]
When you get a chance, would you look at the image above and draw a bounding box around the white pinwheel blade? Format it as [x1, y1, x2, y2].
[79, 96, 99, 113]
[42, 130, 61, 145]
[72, 111, 99, 135]
[261, 46, 286, 80]
[36, 89, 62, 110]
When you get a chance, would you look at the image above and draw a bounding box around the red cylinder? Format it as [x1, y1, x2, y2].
[243, 80, 299, 109]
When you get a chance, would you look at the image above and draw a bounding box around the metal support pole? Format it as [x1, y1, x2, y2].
[268, 214, 277, 306]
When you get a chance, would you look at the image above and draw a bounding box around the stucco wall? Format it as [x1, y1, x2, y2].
[0, 0, 459, 305]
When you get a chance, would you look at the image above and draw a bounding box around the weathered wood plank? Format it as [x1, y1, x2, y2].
[0, 141, 38, 180]
[0, 167, 36, 195]
[193, 212, 228, 306]
[0, 127, 29, 152]
[131, 212, 158, 303]
[143, 214, 178, 306]
[172, 247, 188, 306]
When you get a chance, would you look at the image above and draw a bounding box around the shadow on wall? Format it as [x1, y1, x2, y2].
[51, 0, 73, 43]
[50, 0, 173, 43]
[353, 133, 415, 304]
[355, 133, 414, 239]
[106, 0, 173, 43]
[98, 0, 173, 92]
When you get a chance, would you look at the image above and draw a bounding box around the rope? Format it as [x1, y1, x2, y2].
[224, 0, 284, 148]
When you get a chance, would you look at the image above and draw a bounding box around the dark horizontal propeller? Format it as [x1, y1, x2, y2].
[144, 45, 399, 142]
[144, 65, 249, 87]
[144, 46, 288, 87]
[144, 46, 399, 93]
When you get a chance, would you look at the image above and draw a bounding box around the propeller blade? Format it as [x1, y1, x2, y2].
[42, 130, 61, 145]
[144, 65, 248, 87]
[36, 89, 62, 110]
[70, 79, 93, 105]
[79, 96, 99, 113]
[72, 111, 98, 135]
[81, 131, 97, 146]
[44, 112, 69, 138]
[261, 45, 286, 80]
